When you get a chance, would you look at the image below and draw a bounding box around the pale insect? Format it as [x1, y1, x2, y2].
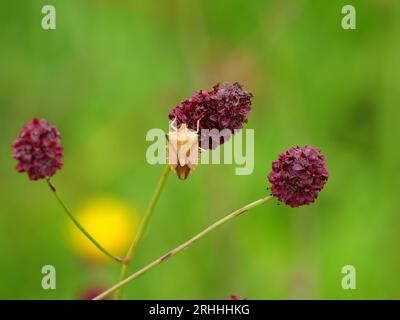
[167, 118, 202, 180]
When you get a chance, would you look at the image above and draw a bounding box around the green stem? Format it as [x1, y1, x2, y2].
[114, 165, 171, 299]
[94, 195, 274, 300]
[46, 178, 123, 263]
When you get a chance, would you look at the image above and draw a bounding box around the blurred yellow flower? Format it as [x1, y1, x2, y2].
[68, 196, 138, 263]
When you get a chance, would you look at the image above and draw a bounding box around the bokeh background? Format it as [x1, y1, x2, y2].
[1, 0, 399, 299]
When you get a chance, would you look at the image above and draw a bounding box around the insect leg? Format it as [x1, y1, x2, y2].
[195, 117, 203, 133]
[170, 118, 178, 132]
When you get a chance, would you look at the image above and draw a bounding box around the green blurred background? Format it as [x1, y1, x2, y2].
[1, 0, 399, 299]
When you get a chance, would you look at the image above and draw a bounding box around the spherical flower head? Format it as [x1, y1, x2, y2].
[168, 82, 253, 149]
[267, 146, 328, 208]
[12, 118, 64, 181]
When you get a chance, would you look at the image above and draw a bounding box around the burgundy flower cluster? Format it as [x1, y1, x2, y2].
[12, 84, 329, 208]
[168, 82, 253, 149]
[267, 146, 329, 208]
[12, 118, 64, 180]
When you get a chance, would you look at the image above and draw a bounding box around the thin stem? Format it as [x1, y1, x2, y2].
[46, 178, 123, 263]
[94, 195, 274, 300]
[114, 164, 171, 299]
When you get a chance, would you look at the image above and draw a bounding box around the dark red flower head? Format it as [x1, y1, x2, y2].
[168, 82, 253, 149]
[12, 118, 64, 181]
[78, 286, 108, 300]
[268, 146, 328, 208]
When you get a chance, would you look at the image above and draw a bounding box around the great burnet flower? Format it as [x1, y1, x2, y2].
[168, 82, 253, 149]
[12, 118, 64, 180]
[78, 286, 109, 300]
[268, 146, 328, 208]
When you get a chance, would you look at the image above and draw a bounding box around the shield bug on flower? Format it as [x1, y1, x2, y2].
[167, 118, 202, 180]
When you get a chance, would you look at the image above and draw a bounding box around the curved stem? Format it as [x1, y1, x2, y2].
[114, 165, 171, 299]
[46, 178, 123, 263]
[94, 195, 274, 300]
